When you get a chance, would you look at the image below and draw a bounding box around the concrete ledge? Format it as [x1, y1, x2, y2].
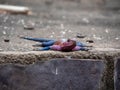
[0, 48, 119, 64]
[0, 48, 119, 90]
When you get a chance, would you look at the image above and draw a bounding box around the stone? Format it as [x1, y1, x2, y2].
[86, 40, 94, 43]
[24, 24, 34, 30]
[23, 21, 35, 30]
[76, 33, 86, 38]
[0, 59, 105, 90]
[4, 39, 10, 42]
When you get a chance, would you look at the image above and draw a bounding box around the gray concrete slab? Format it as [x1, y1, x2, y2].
[0, 59, 105, 90]
[0, 0, 119, 51]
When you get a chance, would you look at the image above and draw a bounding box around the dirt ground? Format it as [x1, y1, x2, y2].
[0, 0, 120, 51]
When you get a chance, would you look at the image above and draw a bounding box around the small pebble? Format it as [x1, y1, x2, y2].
[86, 40, 94, 43]
[4, 39, 10, 42]
[82, 18, 89, 23]
[115, 37, 119, 40]
[76, 33, 86, 38]
[24, 24, 34, 30]
[2, 31, 6, 35]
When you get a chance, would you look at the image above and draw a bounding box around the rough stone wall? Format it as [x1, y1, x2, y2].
[0, 50, 119, 90]
[0, 59, 106, 90]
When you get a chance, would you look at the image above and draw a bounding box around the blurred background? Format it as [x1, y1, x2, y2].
[1, 0, 120, 9]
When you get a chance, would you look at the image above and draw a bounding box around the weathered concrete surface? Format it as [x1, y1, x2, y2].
[0, 0, 120, 51]
[0, 59, 105, 90]
[0, 49, 119, 64]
